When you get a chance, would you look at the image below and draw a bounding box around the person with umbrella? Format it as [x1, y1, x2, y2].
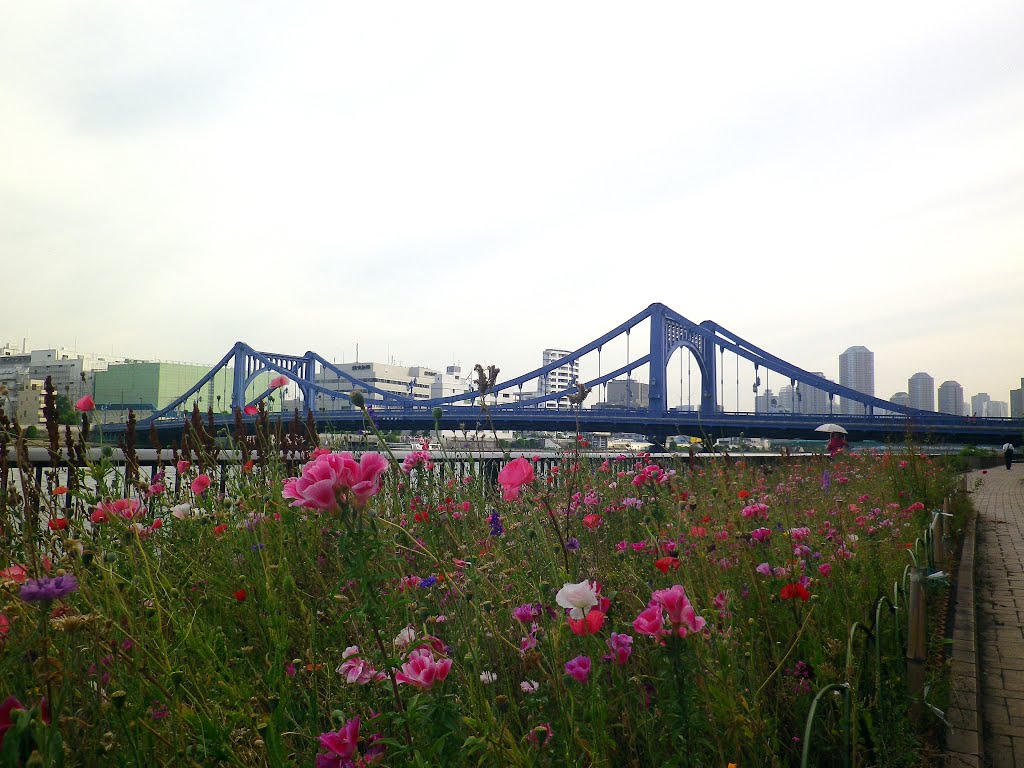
[827, 432, 848, 457]
[1003, 442, 1015, 470]
[815, 423, 848, 457]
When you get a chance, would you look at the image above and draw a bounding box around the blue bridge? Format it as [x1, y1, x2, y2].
[105, 303, 1022, 445]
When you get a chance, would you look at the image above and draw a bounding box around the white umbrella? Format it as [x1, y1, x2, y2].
[815, 423, 848, 434]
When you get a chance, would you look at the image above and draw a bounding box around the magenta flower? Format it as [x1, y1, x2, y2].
[512, 603, 540, 623]
[633, 604, 665, 638]
[191, 474, 212, 495]
[401, 451, 433, 474]
[336, 646, 384, 685]
[243, 405, 259, 416]
[651, 585, 706, 638]
[74, 395, 95, 412]
[316, 716, 359, 767]
[818, 563, 833, 577]
[497, 457, 534, 501]
[0, 696, 26, 748]
[564, 655, 591, 683]
[395, 648, 452, 690]
[270, 375, 289, 389]
[604, 633, 633, 666]
[282, 451, 389, 511]
[756, 562, 772, 576]
[750, 527, 771, 543]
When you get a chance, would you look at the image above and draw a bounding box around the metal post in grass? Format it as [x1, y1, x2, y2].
[906, 566, 928, 719]
[941, 497, 951, 543]
[930, 510, 944, 571]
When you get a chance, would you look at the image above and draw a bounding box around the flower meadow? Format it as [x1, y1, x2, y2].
[0, 406, 961, 767]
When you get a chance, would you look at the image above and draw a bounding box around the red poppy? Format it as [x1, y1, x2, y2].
[214, 524, 229, 537]
[567, 609, 606, 635]
[47, 518, 68, 531]
[413, 511, 429, 523]
[151, 518, 163, 529]
[243, 405, 259, 416]
[234, 589, 247, 602]
[654, 556, 681, 574]
[738, 490, 751, 500]
[779, 583, 810, 602]
[582, 514, 603, 531]
[242, 460, 255, 474]
[51, 486, 68, 496]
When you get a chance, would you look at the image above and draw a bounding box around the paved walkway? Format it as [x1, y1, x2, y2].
[954, 464, 1024, 767]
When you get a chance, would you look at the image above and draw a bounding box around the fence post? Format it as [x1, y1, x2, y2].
[906, 566, 928, 719]
[942, 497, 951, 541]
[930, 511, 944, 571]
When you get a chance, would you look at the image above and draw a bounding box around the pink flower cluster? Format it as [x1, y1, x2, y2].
[633, 584, 706, 640]
[401, 451, 434, 474]
[283, 451, 389, 511]
[336, 646, 385, 685]
[395, 648, 452, 690]
[91, 498, 144, 524]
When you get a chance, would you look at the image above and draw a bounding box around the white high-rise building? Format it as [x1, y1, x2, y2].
[970, 393, 990, 418]
[937, 381, 964, 415]
[839, 346, 874, 415]
[908, 372, 935, 411]
[986, 401, 1008, 418]
[539, 349, 580, 410]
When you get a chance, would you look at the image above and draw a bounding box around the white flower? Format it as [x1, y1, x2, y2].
[170, 502, 192, 520]
[480, 671, 497, 685]
[394, 626, 416, 649]
[555, 580, 599, 620]
[521, 680, 539, 693]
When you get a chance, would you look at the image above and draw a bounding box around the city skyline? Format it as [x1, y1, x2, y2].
[3, 3, 1023, 404]
[2, 333, 1018, 416]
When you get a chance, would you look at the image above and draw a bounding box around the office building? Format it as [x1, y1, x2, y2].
[971, 393, 990, 418]
[539, 349, 580, 410]
[839, 346, 874, 415]
[0, 345, 119, 404]
[908, 373, 935, 412]
[1011, 379, 1024, 418]
[602, 379, 649, 408]
[94, 361, 274, 422]
[890, 392, 910, 409]
[986, 401, 1008, 418]
[937, 381, 964, 415]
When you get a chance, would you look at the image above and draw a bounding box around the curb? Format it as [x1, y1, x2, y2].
[945, 505, 983, 767]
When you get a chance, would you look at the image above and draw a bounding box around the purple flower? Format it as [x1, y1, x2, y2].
[419, 576, 437, 588]
[488, 511, 504, 537]
[566, 537, 580, 552]
[19, 574, 79, 603]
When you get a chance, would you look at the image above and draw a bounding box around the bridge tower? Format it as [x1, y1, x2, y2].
[647, 304, 718, 419]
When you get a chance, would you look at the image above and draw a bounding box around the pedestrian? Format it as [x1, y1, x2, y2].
[826, 432, 848, 457]
[1004, 442, 1015, 470]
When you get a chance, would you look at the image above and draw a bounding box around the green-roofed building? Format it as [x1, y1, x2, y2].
[92, 361, 279, 422]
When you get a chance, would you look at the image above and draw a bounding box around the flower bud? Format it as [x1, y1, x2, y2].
[350, 391, 365, 408]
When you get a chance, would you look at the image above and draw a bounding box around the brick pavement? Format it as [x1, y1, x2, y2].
[951, 464, 1024, 768]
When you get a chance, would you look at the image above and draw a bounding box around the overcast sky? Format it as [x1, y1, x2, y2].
[3, 2, 1023, 409]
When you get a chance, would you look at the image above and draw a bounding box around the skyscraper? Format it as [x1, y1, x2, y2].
[890, 392, 910, 408]
[839, 346, 874, 415]
[937, 381, 964, 415]
[540, 349, 580, 410]
[970, 393, 990, 418]
[908, 373, 935, 411]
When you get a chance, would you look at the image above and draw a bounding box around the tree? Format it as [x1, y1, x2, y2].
[55, 395, 77, 425]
